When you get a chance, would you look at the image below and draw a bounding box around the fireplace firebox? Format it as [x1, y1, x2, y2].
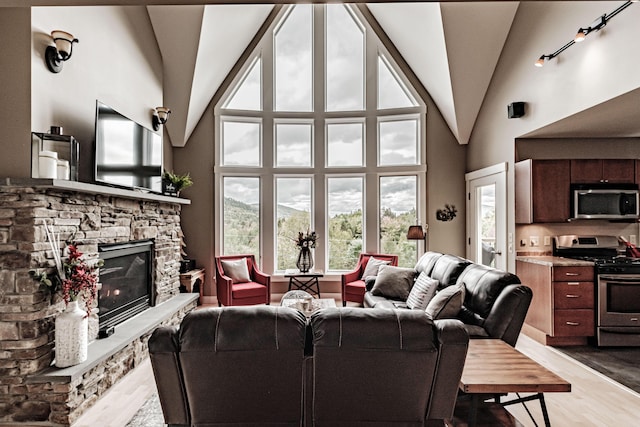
[98, 240, 155, 334]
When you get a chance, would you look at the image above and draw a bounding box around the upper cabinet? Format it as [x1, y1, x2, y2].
[516, 159, 571, 224]
[570, 159, 635, 184]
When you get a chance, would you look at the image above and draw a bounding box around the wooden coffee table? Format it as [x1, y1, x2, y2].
[458, 339, 571, 427]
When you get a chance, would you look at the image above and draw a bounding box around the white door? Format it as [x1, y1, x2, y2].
[466, 163, 507, 270]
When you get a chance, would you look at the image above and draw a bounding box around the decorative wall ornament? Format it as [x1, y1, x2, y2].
[436, 204, 457, 222]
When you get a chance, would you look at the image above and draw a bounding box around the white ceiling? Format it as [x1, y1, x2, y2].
[147, 2, 520, 147]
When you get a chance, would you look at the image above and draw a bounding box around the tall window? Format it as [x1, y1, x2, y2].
[216, 4, 426, 272]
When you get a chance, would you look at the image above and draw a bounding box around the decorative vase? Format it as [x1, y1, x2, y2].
[296, 246, 314, 273]
[55, 300, 88, 368]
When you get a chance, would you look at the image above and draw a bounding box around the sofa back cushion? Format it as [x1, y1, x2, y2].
[177, 306, 307, 425]
[415, 251, 443, 275]
[310, 308, 440, 425]
[430, 254, 471, 289]
[456, 263, 521, 320]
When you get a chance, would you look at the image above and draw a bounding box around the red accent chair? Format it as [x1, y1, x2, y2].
[341, 253, 398, 306]
[215, 254, 271, 306]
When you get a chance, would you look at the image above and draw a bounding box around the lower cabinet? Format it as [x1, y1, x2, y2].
[517, 260, 595, 345]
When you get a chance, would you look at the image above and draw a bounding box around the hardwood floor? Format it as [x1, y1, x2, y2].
[74, 317, 640, 427]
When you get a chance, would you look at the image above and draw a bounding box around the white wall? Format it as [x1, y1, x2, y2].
[468, 2, 640, 271]
[29, 6, 165, 180]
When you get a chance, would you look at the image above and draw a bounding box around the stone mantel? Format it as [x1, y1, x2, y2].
[0, 177, 191, 205]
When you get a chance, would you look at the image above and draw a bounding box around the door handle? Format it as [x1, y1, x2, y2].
[491, 250, 502, 255]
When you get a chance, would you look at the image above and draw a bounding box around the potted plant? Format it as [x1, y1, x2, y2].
[162, 170, 193, 196]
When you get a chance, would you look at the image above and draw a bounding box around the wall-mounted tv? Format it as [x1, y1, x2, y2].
[94, 101, 163, 193]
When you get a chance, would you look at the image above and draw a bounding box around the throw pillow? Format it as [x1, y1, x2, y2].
[426, 283, 465, 319]
[361, 256, 391, 279]
[406, 272, 439, 310]
[220, 258, 251, 284]
[370, 265, 416, 300]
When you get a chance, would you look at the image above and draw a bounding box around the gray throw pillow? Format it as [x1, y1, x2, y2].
[361, 257, 391, 279]
[370, 265, 417, 300]
[406, 272, 439, 310]
[426, 283, 465, 319]
[220, 258, 251, 284]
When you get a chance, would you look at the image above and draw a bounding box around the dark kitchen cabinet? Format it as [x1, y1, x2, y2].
[517, 259, 595, 346]
[516, 159, 570, 223]
[570, 159, 635, 184]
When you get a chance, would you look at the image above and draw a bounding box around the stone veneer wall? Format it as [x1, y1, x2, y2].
[0, 182, 190, 425]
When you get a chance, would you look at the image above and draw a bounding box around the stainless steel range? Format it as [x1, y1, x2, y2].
[554, 235, 640, 347]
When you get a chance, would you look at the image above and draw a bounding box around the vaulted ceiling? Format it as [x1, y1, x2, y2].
[147, 2, 520, 147]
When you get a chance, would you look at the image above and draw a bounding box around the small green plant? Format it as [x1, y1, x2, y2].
[162, 170, 193, 192]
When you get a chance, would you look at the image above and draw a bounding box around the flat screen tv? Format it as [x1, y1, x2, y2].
[94, 101, 163, 193]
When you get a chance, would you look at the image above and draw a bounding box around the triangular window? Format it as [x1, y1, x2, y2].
[378, 54, 418, 109]
[223, 56, 262, 111]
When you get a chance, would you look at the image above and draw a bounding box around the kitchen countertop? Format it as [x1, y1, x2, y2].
[516, 255, 595, 267]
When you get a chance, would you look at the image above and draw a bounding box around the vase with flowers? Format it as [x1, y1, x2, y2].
[295, 230, 317, 273]
[31, 221, 102, 367]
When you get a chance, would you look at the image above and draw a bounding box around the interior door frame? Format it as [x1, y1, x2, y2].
[465, 163, 507, 270]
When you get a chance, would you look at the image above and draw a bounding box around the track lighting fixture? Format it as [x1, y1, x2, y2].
[534, 1, 633, 67]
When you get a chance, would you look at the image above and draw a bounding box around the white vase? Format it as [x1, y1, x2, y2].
[55, 300, 88, 368]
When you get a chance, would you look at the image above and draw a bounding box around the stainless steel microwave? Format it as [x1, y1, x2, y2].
[571, 184, 640, 220]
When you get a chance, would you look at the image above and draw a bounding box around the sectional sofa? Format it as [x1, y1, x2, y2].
[364, 252, 533, 347]
[149, 305, 469, 427]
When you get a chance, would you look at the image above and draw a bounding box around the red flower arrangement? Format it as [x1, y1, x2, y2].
[61, 244, 101, 314]
[30, 221, 103, 316]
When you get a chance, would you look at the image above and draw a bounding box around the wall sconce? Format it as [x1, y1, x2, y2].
[534, 1, 633, 67]
[45, 30, 79, 73]
[436, 204, 457, 222]
[152, 107, 171, 131]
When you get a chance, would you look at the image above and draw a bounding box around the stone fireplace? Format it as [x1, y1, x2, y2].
[0, 178, 198, 425]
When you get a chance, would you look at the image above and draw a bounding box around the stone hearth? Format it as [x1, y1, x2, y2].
[0, 178, 196, 425]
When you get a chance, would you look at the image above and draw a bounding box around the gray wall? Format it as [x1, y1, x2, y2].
[0, 6, 166, 180]
[0, 9, 32, 178]
[468, 2, 640, 271]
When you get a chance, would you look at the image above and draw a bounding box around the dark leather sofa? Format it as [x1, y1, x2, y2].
[364, 251, 533, 347]
[149, 305, 469, 427]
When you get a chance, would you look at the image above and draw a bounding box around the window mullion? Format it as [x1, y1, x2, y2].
[263, 23, 276, 273]
[313, 4, 327, 272]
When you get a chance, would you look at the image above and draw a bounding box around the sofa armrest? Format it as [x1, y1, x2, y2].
[149, 326, 190, 426]
[428, 319, 469, 421]
[483, 284, 533, 347]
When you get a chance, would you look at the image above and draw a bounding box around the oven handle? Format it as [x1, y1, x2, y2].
[599, 275, 640, 282]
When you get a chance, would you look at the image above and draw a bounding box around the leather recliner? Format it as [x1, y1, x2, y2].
[310, 308, 468, 426]
[149, 305, 308, 427]
[149, 305, 469, 427]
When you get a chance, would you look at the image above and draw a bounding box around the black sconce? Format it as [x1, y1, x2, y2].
[45, 30, 79, 73]
[436, 204, 457, 222]
[152, 107, 171, 131]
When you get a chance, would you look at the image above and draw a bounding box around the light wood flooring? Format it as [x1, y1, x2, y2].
[74, 308, 640, 427]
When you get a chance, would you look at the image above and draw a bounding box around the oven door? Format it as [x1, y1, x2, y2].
[598, 274, 640, 327]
